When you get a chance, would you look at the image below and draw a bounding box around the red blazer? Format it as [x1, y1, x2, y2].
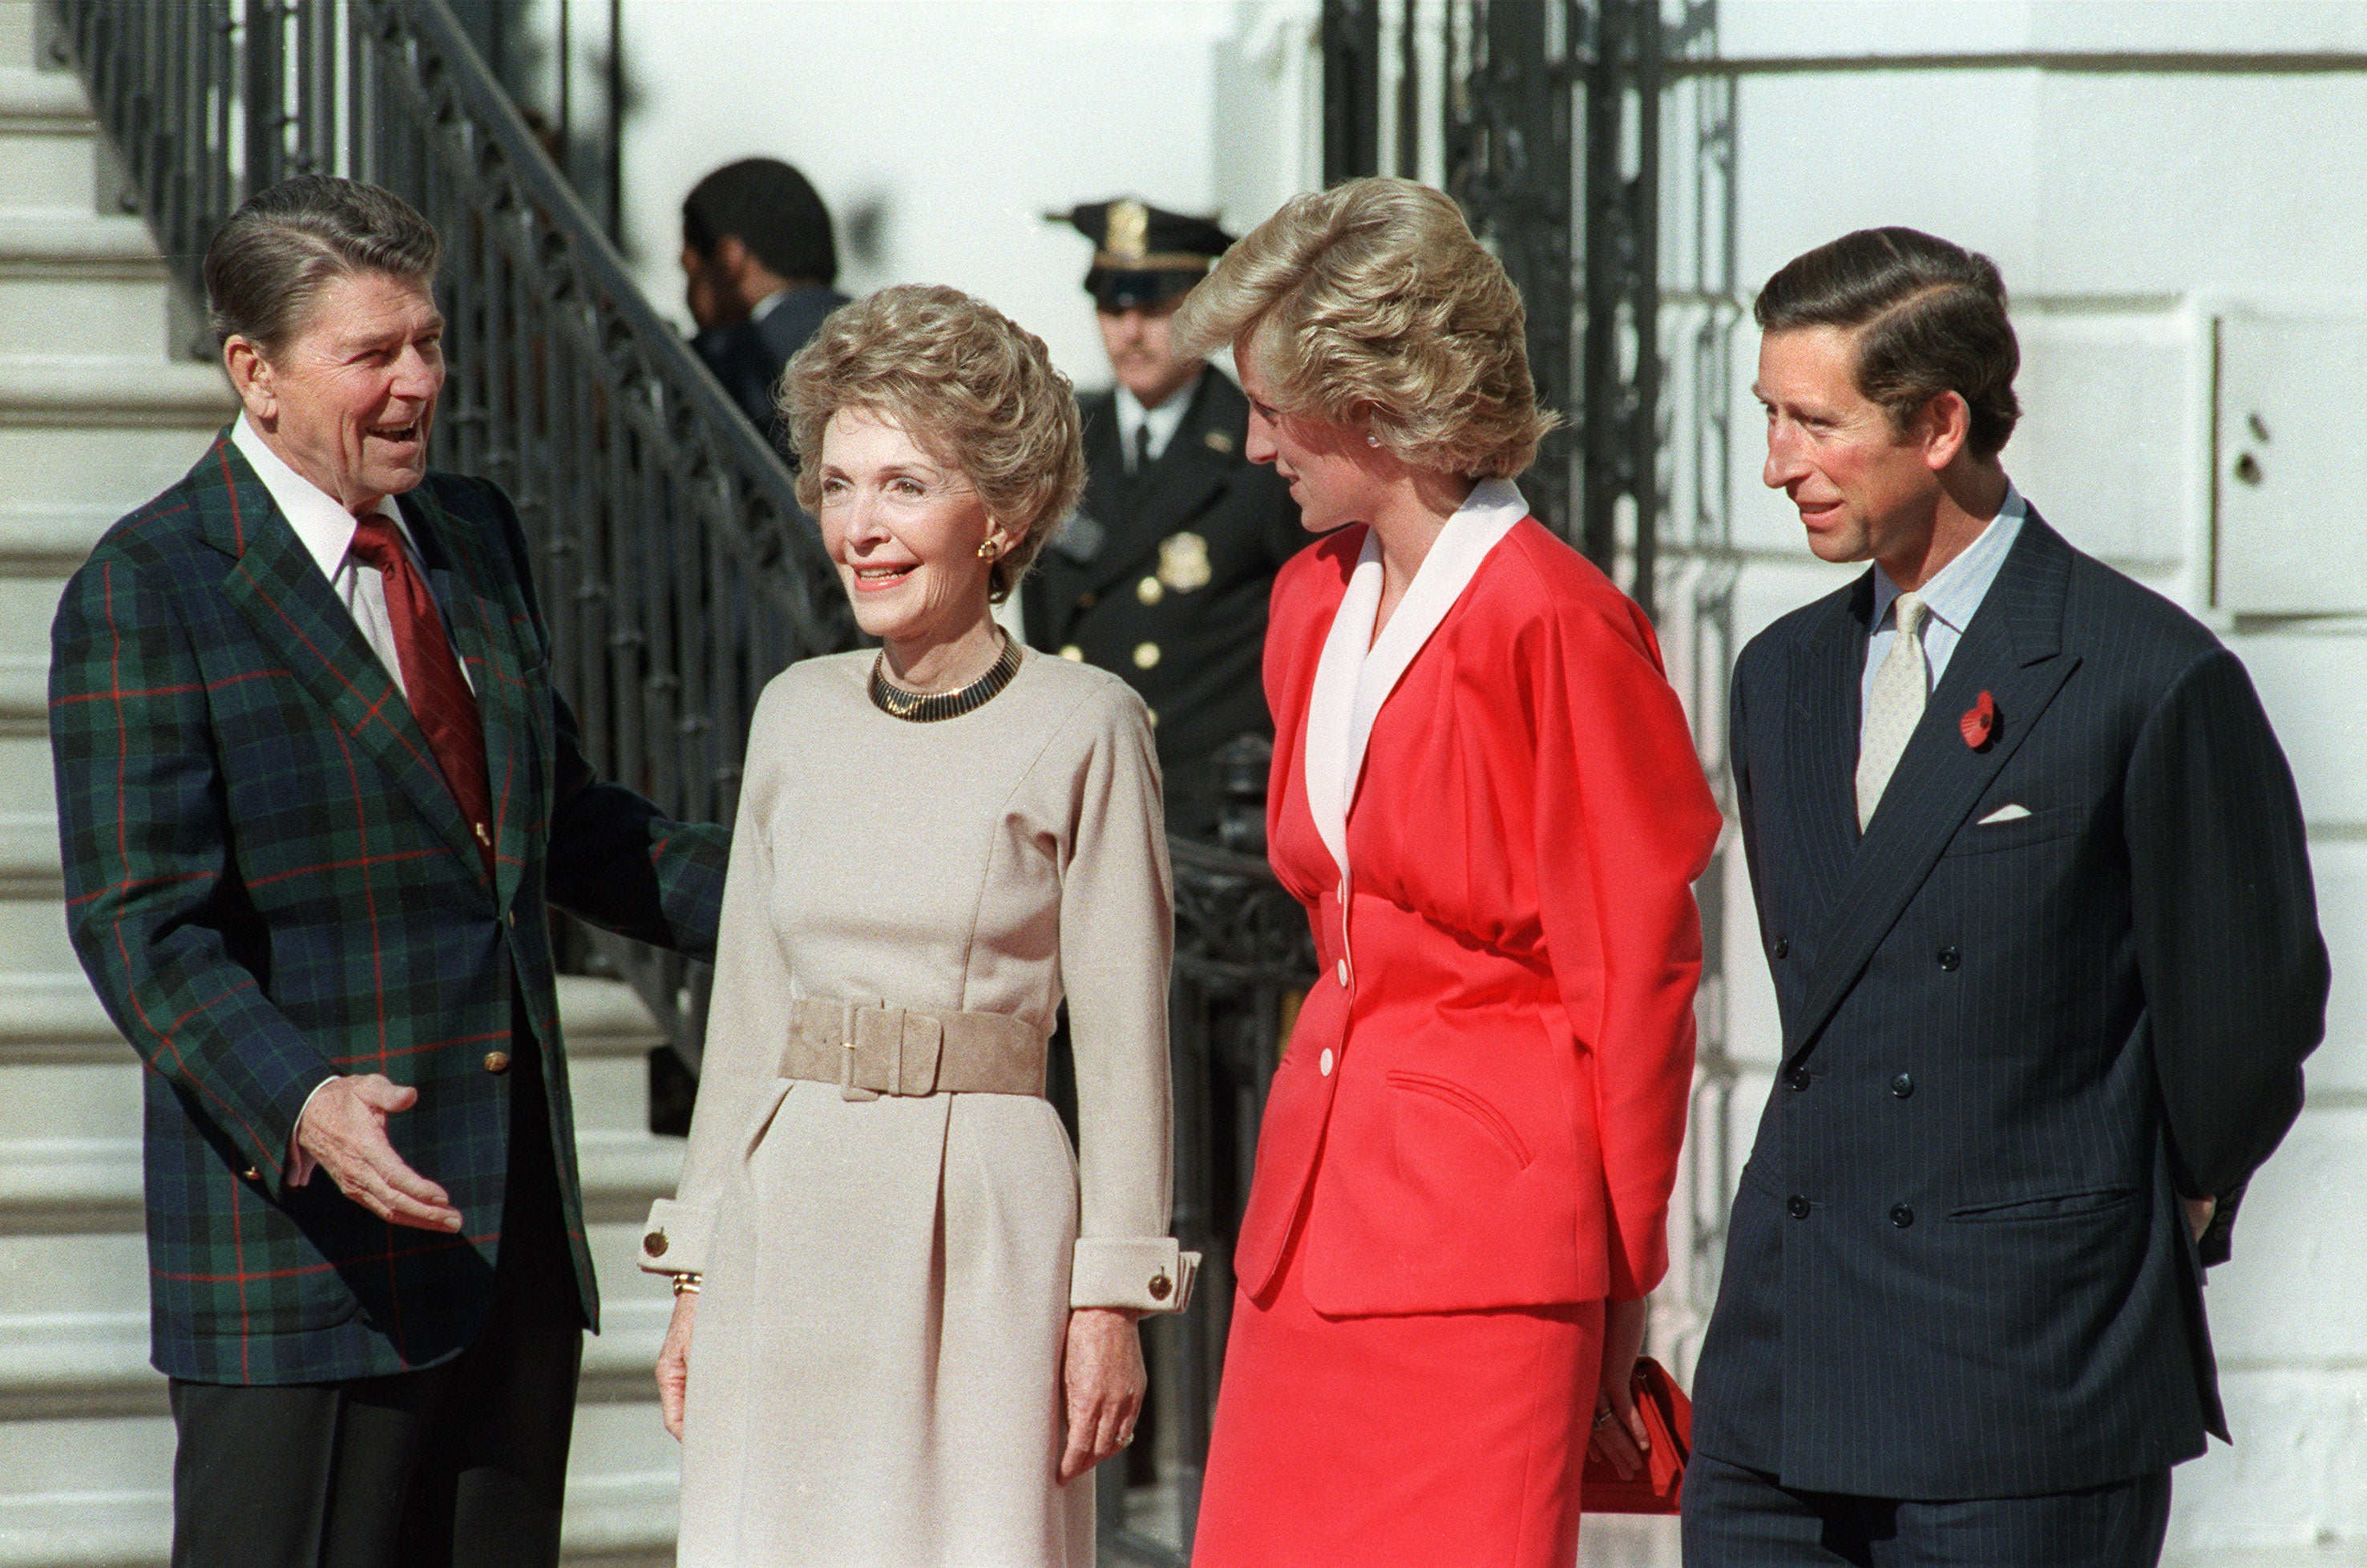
[1238, 509, 1720, 1315]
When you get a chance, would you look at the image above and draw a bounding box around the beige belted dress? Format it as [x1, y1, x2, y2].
[638, 646, 1190, 1568]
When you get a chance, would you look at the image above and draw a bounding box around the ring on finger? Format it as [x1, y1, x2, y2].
[1593, 1408, 1616, 1429]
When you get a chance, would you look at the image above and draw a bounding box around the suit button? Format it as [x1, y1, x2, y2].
[1319, 1048, 1335, 1077]
[1772, 934, 1790, 959]
[1783, 1065, 1810, 1092]
[1787, 1194, 1810, 1219]
[1892, 1073, 1914, 1098]
[1937, 946, 1961, 971]
[1137, 576, 1165, 605]
[1336, 959, 1350, 988]
[1059, 645, 1084, 661]
[644, 1231, 668, 1258]
[483, 1051, 511, 1074]
[1891, 1203, 1915, 1227]
[1133, 642, 1161, 669]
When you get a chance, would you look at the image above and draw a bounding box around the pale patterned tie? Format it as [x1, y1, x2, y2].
[1856, 590, 1929, 831]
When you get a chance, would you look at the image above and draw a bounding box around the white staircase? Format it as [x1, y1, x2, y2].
[0, 5, 685, 1561]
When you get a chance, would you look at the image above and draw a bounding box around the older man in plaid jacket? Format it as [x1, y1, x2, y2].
[49, 176, 729, 1568]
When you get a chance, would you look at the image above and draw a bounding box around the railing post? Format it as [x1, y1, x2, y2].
[1581, 0, 1664, 616]
[242, 0, 285, 196]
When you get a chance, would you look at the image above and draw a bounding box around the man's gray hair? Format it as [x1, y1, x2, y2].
[203, 174, 440, 354]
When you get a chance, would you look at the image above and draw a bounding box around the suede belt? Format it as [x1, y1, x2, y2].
[783, 998, 1048, 1101]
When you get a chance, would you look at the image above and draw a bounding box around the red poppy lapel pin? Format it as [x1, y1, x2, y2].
[1960, 689, 1999, 750]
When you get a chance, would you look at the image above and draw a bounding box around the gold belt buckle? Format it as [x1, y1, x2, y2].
[838, 1001, 879, 1102]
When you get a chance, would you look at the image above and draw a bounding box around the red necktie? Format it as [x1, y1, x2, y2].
[348, 511, 495, 880]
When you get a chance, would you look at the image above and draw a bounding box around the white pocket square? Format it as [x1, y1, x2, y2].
[1977, 803, 2032, 824]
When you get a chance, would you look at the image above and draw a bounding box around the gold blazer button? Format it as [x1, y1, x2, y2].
[1148, 1271, 1172, 1302]
[483, 1051, 511, 1074]
[644, 1231, 669, 1258]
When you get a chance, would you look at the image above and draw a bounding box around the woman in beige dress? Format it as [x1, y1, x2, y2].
[638, 284, 1194, 1566]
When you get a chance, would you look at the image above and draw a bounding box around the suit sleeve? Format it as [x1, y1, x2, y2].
[474, 477, 729, 959]
[1058, 685, 1193, 1312]
[2126, 645, 2326, 1251]
[1529, 600, 1723, 1301]
[50, 549, 337, 1198]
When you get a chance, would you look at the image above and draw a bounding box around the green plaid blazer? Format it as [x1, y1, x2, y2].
[50, 430, 728, 1385]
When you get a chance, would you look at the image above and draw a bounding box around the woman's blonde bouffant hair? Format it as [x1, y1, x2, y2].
[1170, 176, 1559, 479]
[782, 284, 1084, 602]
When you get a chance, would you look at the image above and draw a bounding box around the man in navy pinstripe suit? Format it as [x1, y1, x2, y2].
[1682, 228, 2328, 1566]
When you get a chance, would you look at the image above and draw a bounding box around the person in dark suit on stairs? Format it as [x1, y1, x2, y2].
[681, 157, 847, 455]
[1683, 226, 2329, 1568]
[1024, 199, 1303, 841]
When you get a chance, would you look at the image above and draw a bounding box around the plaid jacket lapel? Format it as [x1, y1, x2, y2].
[402, 484, 538, 914]
[200, 435, 487, 885]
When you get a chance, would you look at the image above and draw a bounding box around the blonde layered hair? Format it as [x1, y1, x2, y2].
[1171, 177, 1557, 480]
[784, 285, 1085, 601]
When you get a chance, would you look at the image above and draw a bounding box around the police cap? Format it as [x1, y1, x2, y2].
[1049, 197, 1234, 313]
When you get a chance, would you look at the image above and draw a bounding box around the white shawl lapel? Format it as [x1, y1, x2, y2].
[1303, 479, 1529, 876]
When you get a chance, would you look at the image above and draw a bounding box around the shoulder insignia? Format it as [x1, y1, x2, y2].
[1203, 430, 1235, 454]
[1157, 531, 1214, 593]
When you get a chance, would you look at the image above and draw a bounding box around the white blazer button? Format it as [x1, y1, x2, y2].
[1336, 959, 1350, 988]
[1319, 1048, 1335, 1076]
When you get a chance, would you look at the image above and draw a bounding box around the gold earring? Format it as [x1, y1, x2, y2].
[978, 538, 1002, 561]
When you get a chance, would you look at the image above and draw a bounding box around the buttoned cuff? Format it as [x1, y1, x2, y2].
[1070, 1237, 1197, 1314]
[637, 1198, 716, 1276]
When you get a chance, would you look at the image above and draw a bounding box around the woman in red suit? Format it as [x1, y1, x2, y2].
[1173, 178, 1723, 1566]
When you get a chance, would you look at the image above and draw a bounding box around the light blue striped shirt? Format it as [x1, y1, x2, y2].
[1861, 483, 2026, 742]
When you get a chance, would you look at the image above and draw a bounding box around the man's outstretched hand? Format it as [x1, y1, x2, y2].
[296, 1075, 462, 1231]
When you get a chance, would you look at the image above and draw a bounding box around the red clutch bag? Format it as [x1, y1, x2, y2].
[1581, 1356, 1692, 1514]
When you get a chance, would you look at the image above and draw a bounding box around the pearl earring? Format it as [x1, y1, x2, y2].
[1365, 434, 1382, 447]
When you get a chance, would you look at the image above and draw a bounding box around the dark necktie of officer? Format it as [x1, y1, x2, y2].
[348, 510, 496, 879]
[1133, 420, 1153, 476]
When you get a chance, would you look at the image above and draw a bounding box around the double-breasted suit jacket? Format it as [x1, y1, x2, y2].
[1692, 511, 2328, 1499]
[50, 431, 729, 1386]
[1238, 483, 1723, 1315]
[1021, 369, 1302, 830]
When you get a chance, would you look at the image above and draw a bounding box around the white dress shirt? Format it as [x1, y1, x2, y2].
[1860, 482, 2026, 739]
[228, 414, 474, 700]
[1115, 378, 1193, 473]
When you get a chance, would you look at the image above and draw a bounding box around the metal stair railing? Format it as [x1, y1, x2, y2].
[46, 0, 858, 1066]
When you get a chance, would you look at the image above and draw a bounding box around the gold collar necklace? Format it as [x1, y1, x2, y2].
[868, 633, 1021, 723]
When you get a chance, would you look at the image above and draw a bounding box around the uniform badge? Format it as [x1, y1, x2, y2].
[1157, 531, 1214, 592]
[1053, 511, 1105, 564]
[1203, 430, 1235, 455]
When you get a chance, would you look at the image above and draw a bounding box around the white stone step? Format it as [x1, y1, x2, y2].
[0, 1418, 677, 1566]
[0, 504, 124, 577]
[0, 69, 99, 220]
[0, 213, 175, 364]
[0, 426, 229, 527]
[0, 3, 35, 74]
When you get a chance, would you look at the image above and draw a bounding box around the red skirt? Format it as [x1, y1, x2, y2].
[1192, 1216, 1605, 1567]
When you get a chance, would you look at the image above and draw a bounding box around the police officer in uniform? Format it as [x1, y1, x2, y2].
[1026, 199, 1303, 840]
